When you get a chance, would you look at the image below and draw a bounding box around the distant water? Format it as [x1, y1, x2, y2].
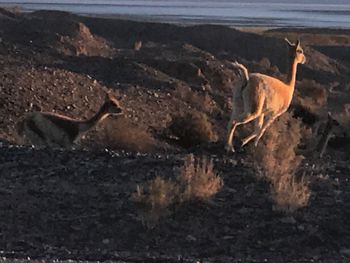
[0, 0, 350, 28]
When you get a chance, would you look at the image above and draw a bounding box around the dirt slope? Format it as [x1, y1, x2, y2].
[0, 9, 350, 262]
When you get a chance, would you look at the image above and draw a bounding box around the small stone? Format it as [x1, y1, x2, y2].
[297, 224, 305, 231]
[186, 235, 196, 242]
[226, 187, 237, 193]
[223, 235, 235, 240]
[102, 238, 110, 244]
[279, 216, 296, 224]
[238, 207, 249, 214]
[340, 248, 350, 256]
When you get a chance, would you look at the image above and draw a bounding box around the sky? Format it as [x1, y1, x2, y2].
[0, 0, 349, 4]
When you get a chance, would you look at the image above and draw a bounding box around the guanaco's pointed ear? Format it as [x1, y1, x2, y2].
[284, 37, 293, 47]
[296, 39, 301, 48]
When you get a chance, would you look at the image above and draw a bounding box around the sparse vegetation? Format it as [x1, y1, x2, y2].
[271, 173, 311, 213]
[334, 104, 350, 133]
[294, 79, 328, 113]
[330, 105, 350, 156]
[131, 154, 223, 225]
[131, 176, 179, 226]
[252, 113, 311, 212]
[101, 117, 155, 152]
[173, 84, 216, 113]
[253, 113, 304, 177]
[168, 111, 218, 148]
[259, 57, 271, 68]
[132, 176, 179, 211]
[178, 154, 223, 201]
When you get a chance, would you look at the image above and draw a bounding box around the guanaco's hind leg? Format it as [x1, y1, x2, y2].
[253, 114, 277, 147]
[241, 113, 264, 147]
[225, 94, 265, 152]
[21, 118, 48, 146]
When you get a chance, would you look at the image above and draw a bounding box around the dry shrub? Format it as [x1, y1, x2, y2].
[334, 104, 350, 133]
[249, 58, 279, 77]
[254, 113, 304, 177]
[101, 117, 155, 152]
[294, 79, 328, 113]
[252, 112, 311, 212]
[259, 57, 271, 68]
[168, 111, 218, 148]
[330, 105, 350, 154]
[131, 176, 179, 226]
[271, 174, 311, 213]
[179, 154, 223, 201]
[173, 85, 216, 113]
[131, 154, 223, 226]
[132, 176, 178, 210]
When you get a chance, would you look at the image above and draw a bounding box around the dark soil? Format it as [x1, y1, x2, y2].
[0, 8, 350, 262]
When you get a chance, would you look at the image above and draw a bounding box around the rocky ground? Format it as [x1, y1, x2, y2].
[0, 8, 350, 262]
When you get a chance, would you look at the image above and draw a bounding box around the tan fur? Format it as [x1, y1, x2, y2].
[16, 93, 123, 149]
[134, 40, 142, 51]
[226, 38, 306, 152]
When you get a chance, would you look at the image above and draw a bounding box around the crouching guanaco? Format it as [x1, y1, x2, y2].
[16, 92, 123, 148]
[226, 38, 306, 152]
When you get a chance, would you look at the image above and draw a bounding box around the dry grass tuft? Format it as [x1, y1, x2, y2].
[131, 154, 223, 226]
[131, 176, 179, 226]
[132, 176, 179, 210]
[100, 117, 155, 153]
[179, 154, 224, 201]
[168, 111, 218, 148]
[252, 112, 311, 212]
[271, 174, 311, 213]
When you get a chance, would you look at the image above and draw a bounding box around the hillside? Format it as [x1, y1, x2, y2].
[0, 9, 349, 262]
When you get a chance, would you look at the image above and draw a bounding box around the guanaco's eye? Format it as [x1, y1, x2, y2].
[297, 49, 303, 54]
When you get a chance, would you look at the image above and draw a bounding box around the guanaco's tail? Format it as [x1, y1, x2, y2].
[232, 61, 249, 91]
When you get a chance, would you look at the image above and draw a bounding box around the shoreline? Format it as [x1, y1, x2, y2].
[32, 11, 350, 32]
[2, 7, 350, 36]
[1, 2, 350, 29]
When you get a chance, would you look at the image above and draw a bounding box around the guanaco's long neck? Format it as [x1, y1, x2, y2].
[286, 57, 299, 90]
[78, 103, 109, 133]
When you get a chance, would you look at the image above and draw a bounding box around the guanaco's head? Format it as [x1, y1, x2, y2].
[285, 38, 306, 65]
[103, 93, 123, 115]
